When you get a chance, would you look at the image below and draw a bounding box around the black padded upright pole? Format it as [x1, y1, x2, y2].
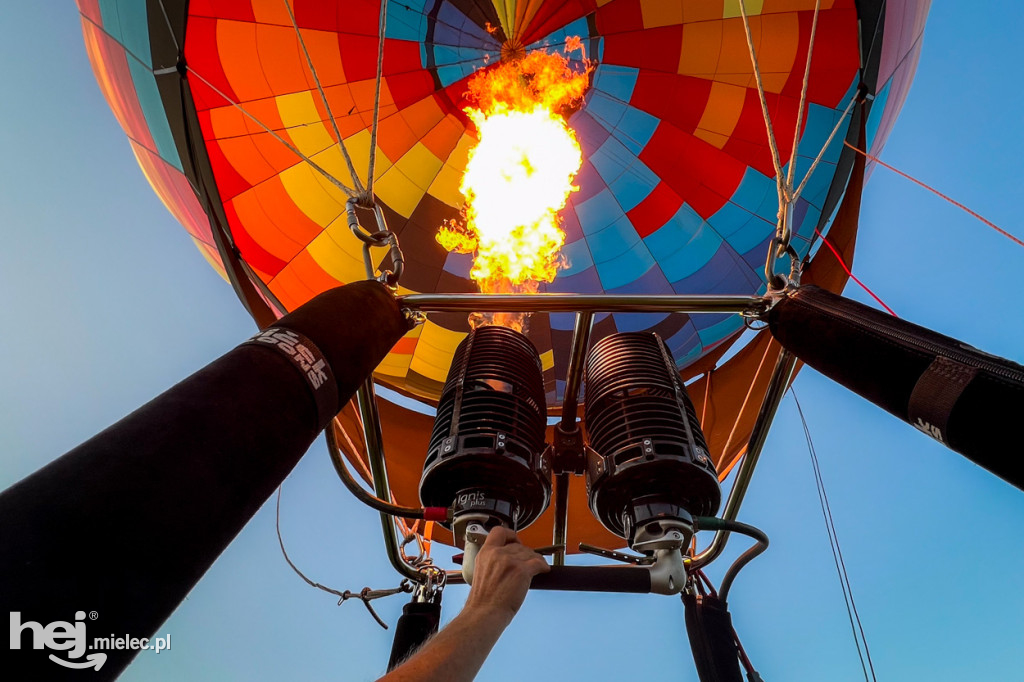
[387, 599, 442, 671]
[1, 281, 409, 679]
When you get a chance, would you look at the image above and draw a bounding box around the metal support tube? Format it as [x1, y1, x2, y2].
[356, 379, 424, 582]
[690, 350, 797, 568]
[400, 293, 766, 315]
[552, 311, 593, 566]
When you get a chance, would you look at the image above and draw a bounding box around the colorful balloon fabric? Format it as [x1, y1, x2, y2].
[78, 0, 927, 407]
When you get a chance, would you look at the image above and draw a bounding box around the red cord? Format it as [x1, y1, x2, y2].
[812, 226, 899, 317]
[845, 140, 1024, 249]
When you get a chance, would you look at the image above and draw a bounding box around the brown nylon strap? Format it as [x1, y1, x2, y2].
[907, 356, 978, 444]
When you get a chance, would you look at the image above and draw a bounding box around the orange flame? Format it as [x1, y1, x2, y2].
[437, 41, 591, 331]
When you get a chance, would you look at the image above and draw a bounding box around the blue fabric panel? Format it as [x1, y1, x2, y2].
[575, 189, 624, 235]
[436, 2, 496, 49]
[709, 200, 770, 256]
[646, 205, 722, 283]
[610, 164, 660, 213]
[590, 135, 636, 185]
[587, 91, 627, 131]
[695, 314, 744, 348]
[549, 312, 577, 332]
[592, 64, 638, 103]
[670, 243, 756, 295]
[589, 215, 639, 263]
[595, 239, 656, 290]
[100, 0, 151, 67]
[548, 265, 603, 294]
[665, 321, 701, 361]
[571, 110, 613, 153]
[127, 60, 183, 170]
[386, 10, 426, 42]
[560, 238, 594, 276]
[866, 80, 892, 151]
[727, 168, 775, 214]
[527, 18, 590, 51]
[561, 204, 584, 243]
[612, 105, 659, 155]
[442, 251, 473, 276]
[607, 265, 672, 332]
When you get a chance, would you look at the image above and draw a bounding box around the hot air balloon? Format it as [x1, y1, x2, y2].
[8, 0, 1020, 678]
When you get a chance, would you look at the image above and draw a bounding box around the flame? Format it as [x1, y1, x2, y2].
[437, 42, 591, 331]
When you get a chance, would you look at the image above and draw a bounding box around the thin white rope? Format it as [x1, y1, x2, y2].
[365, 0, 390, 201]
[186, 67, 358, 198]
[785, 0, 821, 191]
[736, 0, 786, 198]
[283, 0, 365, 196]
[792, 94, 857, 202]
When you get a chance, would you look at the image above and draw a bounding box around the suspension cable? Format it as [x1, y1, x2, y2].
[365, 0, 390, 201]
[283, 0, 365, 196]
[791, 390, 877, 682]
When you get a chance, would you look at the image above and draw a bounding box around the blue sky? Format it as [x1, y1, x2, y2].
[2, 3, 1023, 680]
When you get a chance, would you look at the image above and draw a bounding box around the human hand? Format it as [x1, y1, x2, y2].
[464, 527, 550, 626]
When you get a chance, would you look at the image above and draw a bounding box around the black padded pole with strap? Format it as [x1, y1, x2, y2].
[769, 284, 1024, 490]
[0, 281, 409, 680]
[684, 593, 745, 682]
[387, 598, 443, 671]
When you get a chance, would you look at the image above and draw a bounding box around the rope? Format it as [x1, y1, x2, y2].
[844, 141, 1024, 249]
[736, 0, 786, 196]
[275, 485, 411, 629]
[791, 391, 877, 682]
[792, 95, 857, 202]
[283, 0, 365, 196]
[812, 226, 898, 317]
[365, 0, 390, 201]
[785, 0, 821, 192]
[186, 68, 357, 198]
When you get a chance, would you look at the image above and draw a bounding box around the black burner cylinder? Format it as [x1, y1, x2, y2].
[583, 332, 721, 540]
[419, 325, 551, 530]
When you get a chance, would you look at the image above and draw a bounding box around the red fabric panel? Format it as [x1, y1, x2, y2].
[205, 140, 253, 201]
[184, 17, 239, 111]
[631, 72, 711, 134]
[594, 0, 645, 35]
[522, 0, 596, 45]
[224, 201, 288, 276]
[627, 182, 684, 238]
[602, 25, 683, 73]
[189, 0, 255, 21]
[640, 123, 744, 219]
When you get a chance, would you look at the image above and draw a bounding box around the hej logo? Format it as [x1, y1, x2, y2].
[10, 611, 106, 670]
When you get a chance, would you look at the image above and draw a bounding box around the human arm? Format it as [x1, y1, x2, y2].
[377, 527, 549, 682]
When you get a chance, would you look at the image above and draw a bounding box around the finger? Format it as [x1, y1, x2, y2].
[526, 555, 551, 575]
[483, 525, 517, 548]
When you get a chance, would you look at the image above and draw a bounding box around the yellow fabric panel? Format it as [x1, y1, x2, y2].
[394, 142, 444, 193]
[376, 351, 414, 378]
[373, 167, 426, 219]
[216, 20, 273, 102]
[276, 90, 335, 159]
[427, 160, 465, 207]
[306, 216, 376, 284]
[679, 21, 722, 77]
[539, 349, 554, 372]
[722, 0, 764, 19]
[490, 0, 516, 38]
[695, 82, 746, 148]
[446, 132, 475, 173]
[342, 128, 394, 188]
[278, 161, 346, 227]
[409, 321, 467, 383]
[641, 0, 683, 28]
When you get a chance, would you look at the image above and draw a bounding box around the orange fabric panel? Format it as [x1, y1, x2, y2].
[217, 19, 275, 102]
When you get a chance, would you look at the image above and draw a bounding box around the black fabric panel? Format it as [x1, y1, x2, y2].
[683, 593, 744, 682]
[387, 600, 442, 671]
[856, 0, 887, 93]
[0, 282, 408, 679]
[769, 284, 1024, 490]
